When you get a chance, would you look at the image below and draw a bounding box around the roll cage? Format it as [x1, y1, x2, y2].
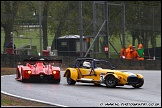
[74, 58, 114, 76]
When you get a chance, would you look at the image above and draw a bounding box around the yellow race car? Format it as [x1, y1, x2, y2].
[63, 58, 144, 88]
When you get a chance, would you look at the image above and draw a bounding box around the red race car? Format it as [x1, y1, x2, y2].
[15, 57, 62, 83]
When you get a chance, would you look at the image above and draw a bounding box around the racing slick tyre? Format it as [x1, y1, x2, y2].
[20, 71, 27, 83]
[67, 71, 76, 85]
[16, 69, 20, 79]
[20, 75, 27, 83]
[132, 78, 144, 88]
[53, 79, 60, 84]
[105, 74, 117, 88]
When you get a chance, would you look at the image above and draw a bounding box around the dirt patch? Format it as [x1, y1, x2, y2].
[1, 67, 16, 76]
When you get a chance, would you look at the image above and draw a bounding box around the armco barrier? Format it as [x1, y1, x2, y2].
[1, 54, 161, 70]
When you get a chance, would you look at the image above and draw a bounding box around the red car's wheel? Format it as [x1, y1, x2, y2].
[52, 79, 60, 84]
[20, 70, 27, 82]
[16, 69, 20, 79]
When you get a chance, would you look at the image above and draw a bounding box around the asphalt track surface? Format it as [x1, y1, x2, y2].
[1, 70, 161, 107]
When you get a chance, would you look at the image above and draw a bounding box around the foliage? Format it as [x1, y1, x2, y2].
[1, 1, 161, 54]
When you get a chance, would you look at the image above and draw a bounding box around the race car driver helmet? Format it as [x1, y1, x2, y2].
[83, 61, 91, 68]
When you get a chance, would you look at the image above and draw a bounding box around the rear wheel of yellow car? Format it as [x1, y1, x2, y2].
[67, 71, 76, 85]
[132, 78, 144, 88]
[105, 75, 117, 88]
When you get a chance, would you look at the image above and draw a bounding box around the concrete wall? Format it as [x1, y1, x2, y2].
[1, 54, 161, 70]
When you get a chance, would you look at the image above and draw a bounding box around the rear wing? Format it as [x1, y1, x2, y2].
[24, 59, 62, 67]
[23, 59, 62, 63]
[17, 57, 62, 66]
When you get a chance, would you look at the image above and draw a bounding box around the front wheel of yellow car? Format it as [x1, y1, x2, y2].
[132, 78, 144, 88]
[105, 75, 117, 88]
[67, 71, 76, 85]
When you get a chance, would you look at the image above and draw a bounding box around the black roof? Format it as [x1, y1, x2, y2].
[76, 58, 94, 61]
[75, 58, 102, 61]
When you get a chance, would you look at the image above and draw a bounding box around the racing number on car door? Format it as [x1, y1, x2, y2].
[100, 74, 104, 82]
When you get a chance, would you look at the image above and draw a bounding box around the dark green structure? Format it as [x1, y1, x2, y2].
[54, 35, 90, 56]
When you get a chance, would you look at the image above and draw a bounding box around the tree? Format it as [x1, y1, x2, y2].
[125, 1, 161, 48]
[49, 1, 80, 50]
[1, 1, 19, 53]
[42, 1, 50, 50]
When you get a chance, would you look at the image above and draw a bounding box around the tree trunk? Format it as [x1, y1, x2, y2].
[1, 1, 19, 53]
[51, 23, 63, 50]
[150, 31, 156, 48]
[42, 14, 48, 50]
[42, 1, 49, 50]
[142, 31, 149, 48]
[2, 23, 13, 53]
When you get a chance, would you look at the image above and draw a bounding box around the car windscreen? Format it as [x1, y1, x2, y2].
[94, 60, 113, 69]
